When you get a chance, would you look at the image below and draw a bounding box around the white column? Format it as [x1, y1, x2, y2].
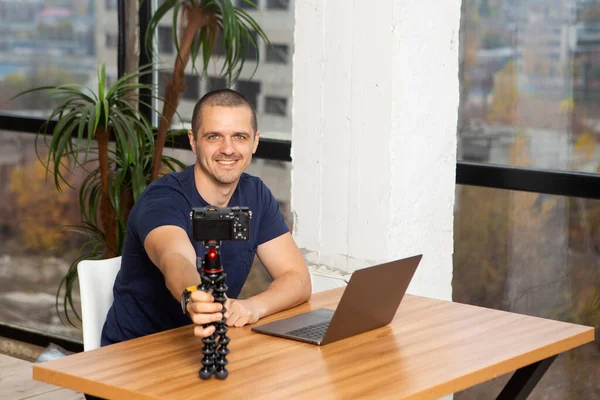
[291, 0, 461, 302]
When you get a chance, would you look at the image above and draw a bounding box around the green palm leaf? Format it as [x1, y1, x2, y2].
[11, 63, 176, 326]
[145, 0, 270, 86]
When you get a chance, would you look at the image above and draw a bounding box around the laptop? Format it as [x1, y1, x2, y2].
[251, 254, 422, 346]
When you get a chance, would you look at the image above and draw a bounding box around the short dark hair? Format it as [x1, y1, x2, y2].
[191, 89, 257, 137]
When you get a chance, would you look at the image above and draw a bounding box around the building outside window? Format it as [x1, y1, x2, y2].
[183, 74, 200, 100]
[207, 76, 227, 91]
[236, 0, 255, 10]
[157, 26, 173, 54]
[455, 1, 600, 398]
[237, 79, 261, 109]
[267, 0, 288, 10]
[0, 0, 102, 340]
[264, 96, 287, 116]
[266, 44, 288, 64]
[105, 32, 118, 48]
[245, 30, 259, 61]
[153, 0, 294, 140]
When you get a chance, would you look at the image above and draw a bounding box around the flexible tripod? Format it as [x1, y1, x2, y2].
[190, 205, 251, 380]
[197, 240, 230, 380]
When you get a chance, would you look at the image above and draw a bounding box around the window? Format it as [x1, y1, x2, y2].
[0, 130, 85, 340]
[245, 31, 259, 61]
[458, 0, 600, 174]
[214, 30, 258, 60]
[207, 77, 227, 91]
[267, 0, 289, 10]
[237, 80, 261, 109]
[265, 96, 287, 116]
[0, 1, 101, 119]
[236, 0, 256, 10]
[213, 34, 226, 57]
[453, 184, 600, 398]
[183, 74, 200, 100]
[158, 26, 173, 54]
[0, 0, 116, 344]
[456, 1, 600, 397]
[0, 0, 297, 349]
[266, 44, 289, 64]
[152, 0, 293, 140]
[0, 1, 110, 342]
[105, 32, 118, 48]
[0, 1, 38, 22]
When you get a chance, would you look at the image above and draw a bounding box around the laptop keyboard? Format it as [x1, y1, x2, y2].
[286, 321, 330, 341]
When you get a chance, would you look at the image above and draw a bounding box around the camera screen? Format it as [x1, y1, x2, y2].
[193, 219, 233, 241]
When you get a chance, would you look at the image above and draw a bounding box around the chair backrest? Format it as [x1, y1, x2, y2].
[309, 271, 348, 293]
[77, 256, 122, 351]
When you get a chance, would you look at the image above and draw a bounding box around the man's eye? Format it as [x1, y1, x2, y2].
[235, 134, 246, 140]
[208, 135, 219, 140]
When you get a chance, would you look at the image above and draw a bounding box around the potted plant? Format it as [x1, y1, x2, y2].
[13, 64, 186, 324]
[12, 0, 270, 327]
[146, 0, 269, 181]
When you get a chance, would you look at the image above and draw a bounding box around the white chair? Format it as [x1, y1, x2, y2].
[77, 256, 122, 352]
[309, 270, 348, 293]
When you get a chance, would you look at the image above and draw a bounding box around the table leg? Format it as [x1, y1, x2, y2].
[496, 355, 557, 400]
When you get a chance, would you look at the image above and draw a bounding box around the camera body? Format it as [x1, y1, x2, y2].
[191, 206, 251, 242]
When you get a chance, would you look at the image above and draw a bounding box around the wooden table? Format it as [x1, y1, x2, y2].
[32, 288, 594, 399]
[0, 353, 83, 400]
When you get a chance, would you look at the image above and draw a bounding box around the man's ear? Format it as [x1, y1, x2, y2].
[252, 131, 260, 154]
[188, 130, 196, 154]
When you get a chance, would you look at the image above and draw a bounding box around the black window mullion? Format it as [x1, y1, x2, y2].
[2, 117, 600, 198]
[456, 162, 600, 200]
[0, 115, 54, 135]
[138, 0, 153, 122]
[117, 0, 126, 78]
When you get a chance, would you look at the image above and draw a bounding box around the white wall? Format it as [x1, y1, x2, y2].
[291, 0, 461, 301]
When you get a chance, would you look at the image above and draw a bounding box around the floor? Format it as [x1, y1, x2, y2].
[0, 352, 84, 400]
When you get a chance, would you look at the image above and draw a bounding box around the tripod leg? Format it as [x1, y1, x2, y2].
[212, 271, 229, 379]
[198, 273, 216, 380]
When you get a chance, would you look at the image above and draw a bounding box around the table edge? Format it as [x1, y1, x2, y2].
[31, 291, 597, 400]
[409, 327, 595, 399]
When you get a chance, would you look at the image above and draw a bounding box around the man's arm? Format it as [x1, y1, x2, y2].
[224, 232, 312, 327]
[144, 225, 223, 337]
[145, 225, 199, 300]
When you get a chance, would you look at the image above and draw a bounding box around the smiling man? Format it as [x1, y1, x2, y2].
[100, 89, 312, 346]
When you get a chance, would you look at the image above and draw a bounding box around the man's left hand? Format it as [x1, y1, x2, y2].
[223, 298, 260, 327]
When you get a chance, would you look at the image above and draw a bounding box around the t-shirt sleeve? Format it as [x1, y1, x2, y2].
[257, 181, 290, 245]
[131, 185, 191, 245]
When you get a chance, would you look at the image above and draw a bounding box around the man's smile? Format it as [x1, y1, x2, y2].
[215, 159, 240, 167]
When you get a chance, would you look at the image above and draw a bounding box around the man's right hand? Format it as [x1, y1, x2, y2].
[187, 290, 225, 338]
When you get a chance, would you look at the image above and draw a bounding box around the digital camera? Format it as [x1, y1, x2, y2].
[190, 206, 251, 241]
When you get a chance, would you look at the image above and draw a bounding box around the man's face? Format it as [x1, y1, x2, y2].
[188, 105, 260, 186]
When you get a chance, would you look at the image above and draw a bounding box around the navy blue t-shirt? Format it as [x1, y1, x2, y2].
[100, 166, 289, 345]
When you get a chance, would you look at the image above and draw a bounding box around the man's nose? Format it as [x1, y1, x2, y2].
[219, 137, 235, 155]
